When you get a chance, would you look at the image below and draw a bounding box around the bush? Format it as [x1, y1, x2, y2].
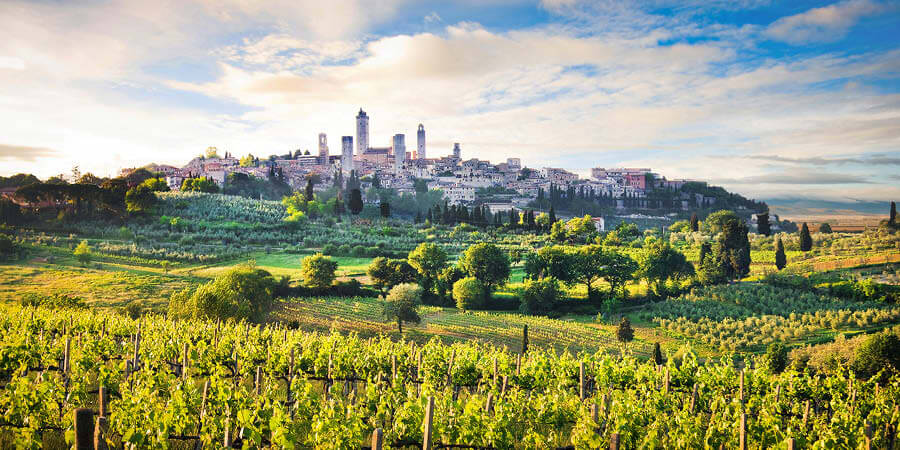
[322, 243, 337, 255]
[382, 283, 422, 333]
[0, 234, 17, 260]
[852, 332, 900, 380]
[20, 293, 86, 309]
[124, 302, 144, 319]
[519, 277, 561, 315]
[453, 277, 486, 310]
[73, 240, 91, 266]
[351, 244, 367, 257]
[300, 253, 338, 289]
[764, 342, 788, 374]
[167, 265, 276, 322]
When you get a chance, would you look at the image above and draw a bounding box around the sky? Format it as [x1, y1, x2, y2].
[0, 0, 898, 205]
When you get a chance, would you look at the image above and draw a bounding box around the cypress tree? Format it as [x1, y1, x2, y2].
[305, 178, 314, 202]
[774, 236, 786, 270]
[652, 342, 664, 366]
[549, 206, 556, 225]
[414, 211, 422, 224]
[890, 201, 897, 226]
[380, 202, 391, 218]
[427, 208, 433, 223]
[757, 212, 770, 236]
[690, 213, 699, 232]
[348, 188, 363, 215]
[799, 222, 812, 252]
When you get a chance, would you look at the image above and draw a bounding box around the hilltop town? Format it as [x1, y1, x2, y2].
[129, 108, 765, 225]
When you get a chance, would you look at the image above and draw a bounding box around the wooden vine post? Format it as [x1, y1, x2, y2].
[371, 428, 383, 450]
[95, 385, 109, 450]
[739, 413, 747, 450]
[579, 361, 586, 400]
[74, 408, 93, 450]
[423, 396, 435, 450]
[522, 325, 528, 354]
[610, 433, 620, 450]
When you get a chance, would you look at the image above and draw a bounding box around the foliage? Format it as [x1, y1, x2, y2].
[367, 257, 417, 294]
[125, 185, 157, 213]
[799, 223, 813, 252]
[616, 316, 634, 348]
[407, 243, 448, 296]
[764, 342, 787, 374]
[774, 237, 786, 270]
[852, 332, 900, 380]
[638, 240, 693, 297]
[701, 209, 739, 234]
[300, 253, 338, 289]
[19, 293, 86, 309]
[818, 222, 833, 234]
[168, 265, 276, 322]
[73, 240, 91, 266]
[139, 177, 170, 192]
[459, 243, 510, 293]
[381, 283, 422, 333]
[652, 342, 664, 365]
[453, 277, 486, 310]
[181, 177, 219, 193]
[518, 277, 562, 315]
[348, 188, 363, 215]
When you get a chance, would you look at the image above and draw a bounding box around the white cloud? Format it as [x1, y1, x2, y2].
[766, 0, 887, 44]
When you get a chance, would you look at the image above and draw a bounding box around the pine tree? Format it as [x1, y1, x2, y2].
[774, 236, 786, 270]
[799, 222, 812, 252]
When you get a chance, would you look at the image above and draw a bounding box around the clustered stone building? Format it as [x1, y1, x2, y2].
[150, 108, 700, 209]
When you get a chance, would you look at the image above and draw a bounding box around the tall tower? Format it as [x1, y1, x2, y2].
[417, 124, 426, 160]
[452, 143, 461, 159]
[355, 108, 369, 157]
[341, 136, 354, 174]
[393, 134, 406, 175]
[318, 133, 328, 161]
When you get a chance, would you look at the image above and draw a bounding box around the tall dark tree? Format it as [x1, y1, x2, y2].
[427, 208, 434, 223]
[616, 317, 634, 350]
[690, 213, 699, 232]
[757, 212, 771, 236]
[414, 211, 422, 224]
[548, 206, 556, 225]
[799, 222, 813, 252]
[698, 242, 711, 265]
[380, 202, 391, 218]
[652, 342, 664, 366]
[818, 222, 833, 233]
[348, 188, 363, 215]
[890, 201, 897, 226]
[305, 178, 315, 202]
[774, 236, 786, 270]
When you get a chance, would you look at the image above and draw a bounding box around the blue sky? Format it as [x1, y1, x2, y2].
[0, 0, 898, 206]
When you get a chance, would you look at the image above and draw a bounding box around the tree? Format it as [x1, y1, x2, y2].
[702, 210, 739, 234]
[852, 332, 900, 380]
[380, 202, 391, 218]
[407, 243, 448, 296]
[638, 240, 694, 297]
[690, 213, 699, 232]
[125, 185, 157, 213]
[382, 283, 422, 334]
[305, 178, 315, 201]
[168, 265, 276, 322]
[73, 240, 91, 267]
[799, 222, 813, 252]
[764, 342, 788, 374]
[368, 257, 417, 294]
[616, 316, 634, 350]
[453, 277, 485, 310]
[548, 206, 556, 225]
[459, 243, 510, 293]
[348, 188, 363, 215]
[774, 236, 787, 270]
[0, 198, 23, 225]
[603, 250, 639, 299]
[519, 277, 561, 315]
[652, 342, 664, 366]
[300, 253, 338, 289]
[891, 201, 897, 226]
[140, 177, 170, 192]
[818, 222, 833, 234]
[718, 217, 751, 280]
[697, 243, 728, 286]
[757, 212, 771, 236]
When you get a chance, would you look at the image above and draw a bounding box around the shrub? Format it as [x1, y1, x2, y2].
[167, 265, 276, 322]
[322, 243, 337, 255]
[852, 332, 900, 380]
[453, 277, 486, 310]
[351, 244, 367, 257]
[73, 240, 91, 266]
[518, 277, 561, 315]
[764, 342, 788, 374]
[300, 253, 338, 289]
[20, 293, 86, 309]
[0, 234, 17, 259]
[124, 302, 144, 319]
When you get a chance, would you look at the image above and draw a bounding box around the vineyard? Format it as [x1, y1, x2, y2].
[2, 304, 898, 449]
[639, 284, 900, 352]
